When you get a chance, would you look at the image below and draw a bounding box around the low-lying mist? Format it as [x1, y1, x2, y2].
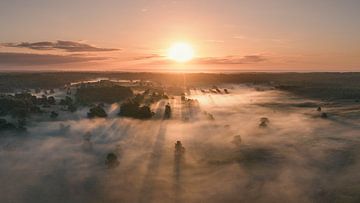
[1, 85, 359, 203]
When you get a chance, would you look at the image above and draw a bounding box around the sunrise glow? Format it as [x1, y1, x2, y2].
[167, 42, 194, 63]
[0, 1, 360, 202]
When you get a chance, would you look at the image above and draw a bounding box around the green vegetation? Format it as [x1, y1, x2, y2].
[164, 103, 172, 119]
[105, 153, 119, 168]
[50, 111, 59, 118]
[87, 105, 107, 118]
[0, 118, 17, 131]
[76, 85, 133, 104]
[259, 117, 270, 128]
[59, 96, 77, 112]
[1, 72, 358, 101]
[118, 100, 153, 119]
[0, 93, 43, 117]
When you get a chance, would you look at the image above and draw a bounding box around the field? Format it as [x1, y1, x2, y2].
[0, 72, 359, 203]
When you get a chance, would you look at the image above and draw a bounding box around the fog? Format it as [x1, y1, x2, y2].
[1, 85, 360, 203]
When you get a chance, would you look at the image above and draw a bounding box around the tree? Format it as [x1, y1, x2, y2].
[0, 119, 16, 131]
[87, 105, 107, 118]
[321, 112, 328, 118]
[105, 153, 119, 168]
[48, 96, 56, 105]
[118, 99, 153, 119]
[119, 100, 141, 118]
[164, 103, 172, 119]
[137, 106, 153, 119]
[50, 111, 59, 118]
[76, 85, 133, 104]
[17, 118, 26, 131]
[259, 117, 270, 128]
[60, 96, 73, 106]
[68, 104, 77, 112]
[175, 141, 185, 156]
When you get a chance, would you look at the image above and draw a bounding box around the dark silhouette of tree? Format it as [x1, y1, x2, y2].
[0, 93, 43, 117]
[321, 112, 328, 118]
[76, 85, 133, 104]
[164, 103, 172, 119]
[48, 96, 56, 105]
[50, 111, 59, 118]
[175, 141, 185, 156]
[59, 96, 73, 106]
[17, 118, 26, 131]
[138, 106, 153, 119]
[0, 119, 16, 131]
[118, 99, 153, 119]
[181, 94, 186, 101]
[203, 111, 215, 120]
[58, 96, 77, 112]
[119, 100, 141, 117]
[87, 105, 107, 118]
[105, 153, 119, 168]
[259, 117, 270, 127]
[67, 104, 77, 112]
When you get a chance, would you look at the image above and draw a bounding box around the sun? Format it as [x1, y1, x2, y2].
[167, 42, 194, 63]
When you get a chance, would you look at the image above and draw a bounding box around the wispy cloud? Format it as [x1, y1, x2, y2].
[130, 54, 162, 61]
[194, 55, 267, 64]
[0, 52, 107, 66]
[2, 41, 119, 52]
[130, 54, 267, 66]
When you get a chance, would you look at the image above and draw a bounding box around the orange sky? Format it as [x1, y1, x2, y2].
[0, 0, 359, 72]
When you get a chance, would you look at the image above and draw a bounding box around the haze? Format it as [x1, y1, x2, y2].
[0, 0, 360, 71]
[1, 1, 360, 203]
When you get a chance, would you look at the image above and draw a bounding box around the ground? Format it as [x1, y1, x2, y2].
[0, 82, 359, 203]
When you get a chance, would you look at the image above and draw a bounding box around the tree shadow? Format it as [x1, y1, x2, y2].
[137, 123, 167, 203]
[173, 150, 185, 203]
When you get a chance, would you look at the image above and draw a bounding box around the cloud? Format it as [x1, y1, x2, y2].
[131, 54, 267, 66]
[130, 54, 162, 61]
[0, 52, 107, 66]
[195, 55, 267, 64]
[2, 40, 119, 52]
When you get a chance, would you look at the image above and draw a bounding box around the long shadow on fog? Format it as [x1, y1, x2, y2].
[137, 123, 167, 203]
[173, 148, 184, 203]
[327, 116, 360, 130]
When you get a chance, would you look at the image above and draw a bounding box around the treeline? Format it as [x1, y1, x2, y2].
[0, 93, 56, 117]
[1, 72, 358, 100]
[76, 86, 133, 104]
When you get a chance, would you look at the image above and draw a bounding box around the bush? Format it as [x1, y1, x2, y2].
[87, 105, 107, 118]
[118, 100, 153, 119]
[105, 153, 119, 168]
[50, 111, 59, 118]
[164, 103, 172, 119]
[0, 94, 42, 117]
[259, 117, 270, 127]
[59, 96, 73, 106]
[0, 119, 17, 131]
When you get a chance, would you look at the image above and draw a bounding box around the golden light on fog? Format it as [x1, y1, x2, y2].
[167, 42, 194, 63]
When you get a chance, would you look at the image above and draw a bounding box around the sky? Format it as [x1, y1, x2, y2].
[0, 0, 360, 72]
